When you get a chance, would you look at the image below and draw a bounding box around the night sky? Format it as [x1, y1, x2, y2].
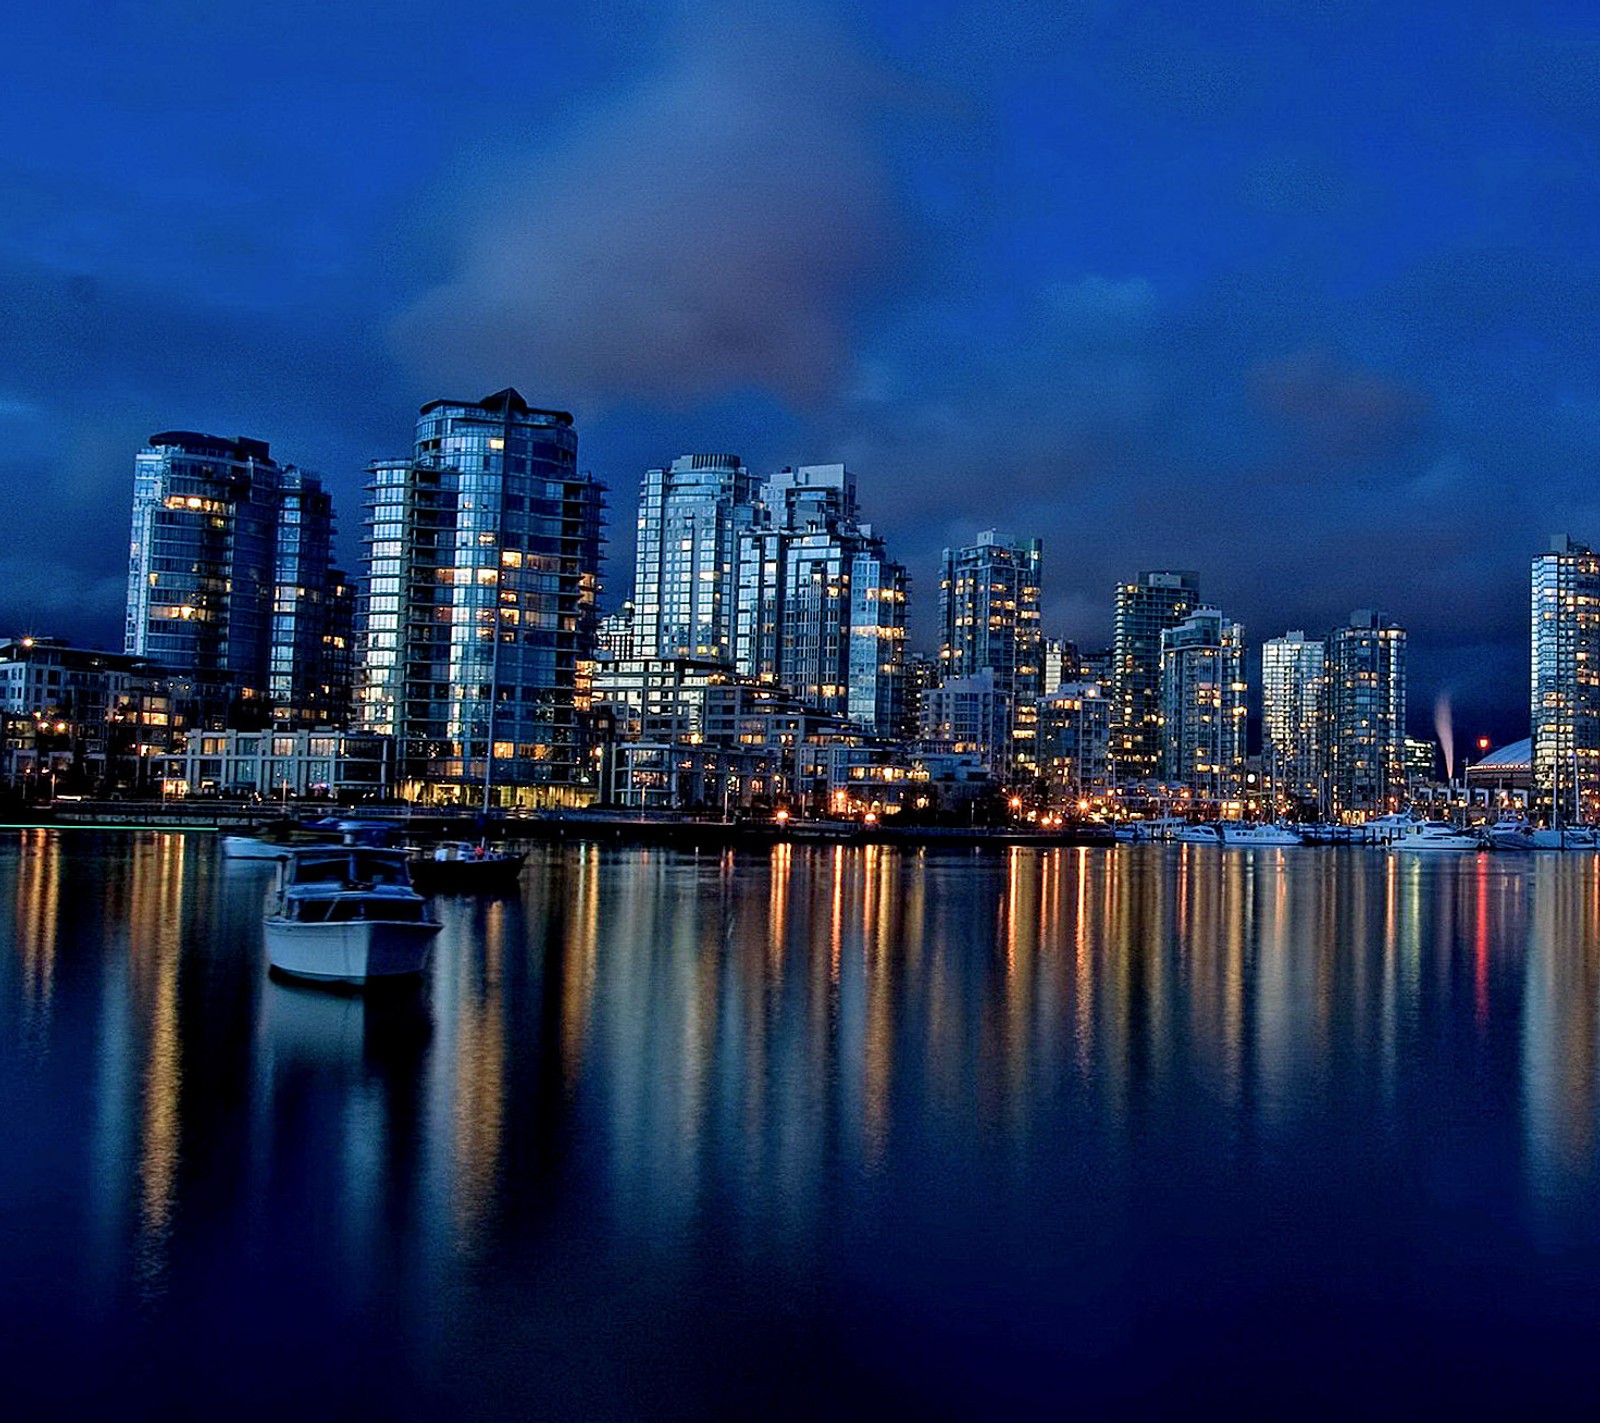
[5, 0, 1599, 744]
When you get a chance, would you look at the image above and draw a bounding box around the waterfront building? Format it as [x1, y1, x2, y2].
[355, 389, 604, 805]
[1325, 609, 1407, 817]
[1159, 606, 1246, 802]
[733, 465, 908, 737]
[151, 727, 393, 801]
[125, 431, 349, 726]
[633, 454, 759, 662]
[937, 531, 1043, 777]
[1112, 570, 1201, 784]
[1530, 534, 1600, 824]
[1261, 630, 1327, 813]
[0, 636, 176, 792]
[1038, 679, 1113, 799]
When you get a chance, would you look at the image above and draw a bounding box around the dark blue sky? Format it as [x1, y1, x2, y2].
[4, 0, 1599, 741]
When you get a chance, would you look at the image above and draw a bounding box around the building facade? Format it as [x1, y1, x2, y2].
[1261, 629, 1327, 813]
[733, 465, 908, 737]
[937, 531, 1043, 778]
[355, 388, 604, 804]
[1038, 680, 1113, 798]
[1325, 609, 1407, 817]
[632, 454, 759, 662]
[1159, 607, 1246, 802]
[1530, 534, 1600, 824]
[126, 431, 348, 725]
[1112, 570, 1200, 784]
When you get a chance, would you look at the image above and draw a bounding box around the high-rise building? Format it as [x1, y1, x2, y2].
[733, 465, 908, 737]
[356, 388, 604, 804]
[1041, 638, 1080, 697]
[1325, 609, 1407, 817]
[1160, 606, 1245, 800]
[632, 454, 759, 662]
[1039, 680, 1113, 798]
[1112, 570, 1200, 784]
[596, 600, 637, 661]
[937, 531, 1043, 777]
[125, 430, 348, 726]
[1261, 630, 1327, 813]
[1530, 534, 1600, 823]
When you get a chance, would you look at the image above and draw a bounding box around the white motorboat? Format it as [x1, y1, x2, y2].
[1171, 823, 1223, 844]
[265, 846, 440, 985]
[1488, 816, 1600, 851]
[1218, 822, 1303, 846]
[1357, 813, 1424, 845]
[1387, 821, 1480, 853]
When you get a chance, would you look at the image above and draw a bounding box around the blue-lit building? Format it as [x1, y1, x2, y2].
[632, 454, 758, 662]
[937, 530, 1043, 778]
[124, 431, 348, 726]
[356, 388, 605, 804]
[733, 465, 908, 738]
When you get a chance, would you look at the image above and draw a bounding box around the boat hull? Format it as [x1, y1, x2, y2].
[265, 917, 440, 984]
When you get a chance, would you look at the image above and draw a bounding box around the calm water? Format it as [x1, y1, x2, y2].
[3, 832, 1600, 1418]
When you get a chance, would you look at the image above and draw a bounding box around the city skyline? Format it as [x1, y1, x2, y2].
[6, 3, 1600, 746]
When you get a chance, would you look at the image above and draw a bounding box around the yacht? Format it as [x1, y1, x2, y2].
[1218, 822, 1303, 847]
[408, 840, 527, 894]
[1387, 821, 1480, 853]
[1487, 815, 1599, 851]
[265, 845, 440, 985]
[221, 833, 292, 860]
[1171, 823, 1224, 844]
[1357, 813, 1424, 845]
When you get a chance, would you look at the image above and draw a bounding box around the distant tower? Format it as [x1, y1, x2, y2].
[1111, 570, 1200, 784]
[1160, 606, 1245, 802]
[937, 530, 1043, 777]
[1325, 610, 1407, 817]
[633, 454, 759, 662]
[356, 389, 604, 803]
[1261, 630, 1327, 813]
[1531, 535, 1600, 823]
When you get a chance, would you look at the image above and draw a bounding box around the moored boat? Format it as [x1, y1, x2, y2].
[408, 841, 526, 894]
[1387, 821, 1480, 853]
[265, 846, 440, 985]
[1171, 823, 1223, 844]
[1218, 822, 1303, 846]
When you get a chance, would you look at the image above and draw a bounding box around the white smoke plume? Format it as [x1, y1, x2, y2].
[1434, 690, 1455, 781]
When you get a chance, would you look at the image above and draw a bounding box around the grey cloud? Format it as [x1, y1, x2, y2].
[390, 6, 900, 410]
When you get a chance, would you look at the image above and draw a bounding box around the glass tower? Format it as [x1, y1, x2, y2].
[1530, 535, 1600, 824]
[1159, 606, 1246, 802]
[1111, 570, 1200, 785]
[1261, 630, 1327, 814]
[125, 431, 346, 725]
[937, 531, 1043, 778]
[1325, 610, 1407, 817]
[733, 465, 908, 737]
[356, 389, 604, 804]
[633, 454, 758, 662]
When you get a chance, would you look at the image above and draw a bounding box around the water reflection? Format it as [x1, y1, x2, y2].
[4, 834, 1600, 1412]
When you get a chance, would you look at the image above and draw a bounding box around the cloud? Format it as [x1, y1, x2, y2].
[1247, 347, 1430, 464]
[390, 5, 900, 410]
